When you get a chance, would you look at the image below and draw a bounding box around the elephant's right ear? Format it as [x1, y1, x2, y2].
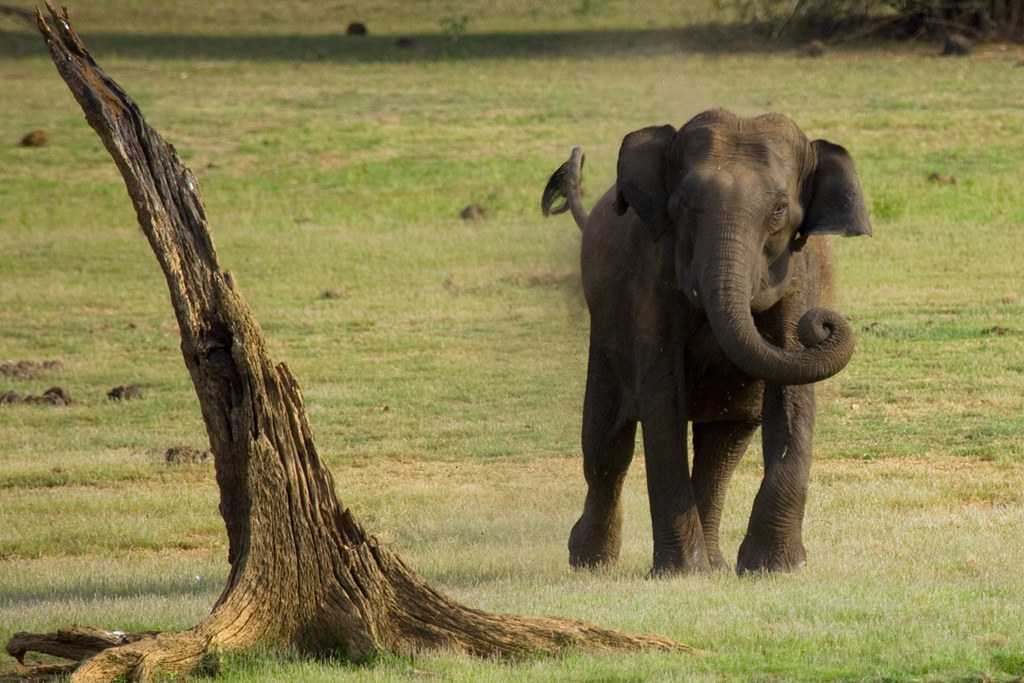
[614, 124, 676, 241]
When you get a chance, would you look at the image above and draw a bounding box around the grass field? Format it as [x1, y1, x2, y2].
[2, 1, 1024, 680]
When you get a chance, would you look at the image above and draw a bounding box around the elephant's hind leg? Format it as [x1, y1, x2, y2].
[570, 347, 636, 569]
[692, 420, 758, 571]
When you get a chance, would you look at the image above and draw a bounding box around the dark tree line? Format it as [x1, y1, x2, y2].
[719, 0, 1024, 39]
[908, 0, 1024, 36]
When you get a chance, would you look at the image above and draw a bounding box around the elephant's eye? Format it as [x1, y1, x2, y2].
[768, 202, 788, 231]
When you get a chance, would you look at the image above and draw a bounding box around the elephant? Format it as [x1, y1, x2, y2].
[541, 109, 871, 575]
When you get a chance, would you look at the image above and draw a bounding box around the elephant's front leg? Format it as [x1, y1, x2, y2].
[692, 420, 758, 571]
[737, 383, 814, 574]
[640, 384, 710, 575]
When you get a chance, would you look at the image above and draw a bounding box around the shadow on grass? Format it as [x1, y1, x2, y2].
[0, 573, 224, 609]
[0, 23, 792, 63]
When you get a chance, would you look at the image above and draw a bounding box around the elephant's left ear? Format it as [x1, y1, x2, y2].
[801, 140, 872, 238]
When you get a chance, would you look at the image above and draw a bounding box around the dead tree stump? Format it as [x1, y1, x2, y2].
[4, 6, 692, 682]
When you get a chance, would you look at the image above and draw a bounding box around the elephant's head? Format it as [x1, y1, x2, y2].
[614, 109, 871, 385]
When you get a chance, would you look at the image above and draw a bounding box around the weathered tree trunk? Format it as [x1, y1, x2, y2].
[3, 6, 690, 682]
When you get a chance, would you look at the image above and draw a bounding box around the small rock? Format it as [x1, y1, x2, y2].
[459, 204, 486, 221]
[928, 171, 957, 185]
[164, 446, 211, 465]
[0, 391, 22, 404]
[803, 40, 826, 58]
[396, 36, 415, 48]
[108, 384, 143, 400]
[2, 387, 72, 406]
[0, 359, 63, 379]
[22, 386, 72, 406]
[346, 21, 368, 36]
[42, 386, 72, 405]
[20, 130, 48, 147]
[320, 288, 346, 300]
[941, 33, 972, 56]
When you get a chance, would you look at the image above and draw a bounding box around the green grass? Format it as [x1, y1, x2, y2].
[2, 1, 1024, 680]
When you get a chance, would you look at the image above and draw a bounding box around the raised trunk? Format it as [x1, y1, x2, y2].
[4, 7, 690, 682]
[701, 239, 855, 387]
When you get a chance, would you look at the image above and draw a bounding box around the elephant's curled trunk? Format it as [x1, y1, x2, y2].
[702, 244, 855, 386]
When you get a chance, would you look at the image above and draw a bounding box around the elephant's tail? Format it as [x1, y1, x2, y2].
[541, 146, 588, 231]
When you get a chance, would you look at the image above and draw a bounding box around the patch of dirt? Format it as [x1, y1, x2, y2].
[108, 384, 143, 400]
[19, 129, 48, 147]
[336, 455, 577, 490]
[927, 171, 957, 185]
[459, 204, 486, 221]
[820, 456, 1024, 480]
[500, 271, 578, 290]
[0, 359, 63, 379]
[1, 386, 73, 406]
[941, 33, 972, 56]
[164, 446, 211, 465]
[346, 21, 367, 36]
[802, 40, 826, 57]
[320, 288, 346, 300]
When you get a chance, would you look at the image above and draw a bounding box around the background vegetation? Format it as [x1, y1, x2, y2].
[1, 1, 1022, 680]
[717, 0, 1024, 39]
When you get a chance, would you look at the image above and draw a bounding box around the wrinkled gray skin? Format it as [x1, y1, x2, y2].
[541, 109, 871, 575]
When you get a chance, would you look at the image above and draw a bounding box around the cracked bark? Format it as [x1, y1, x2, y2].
[3, 6, 691, 682]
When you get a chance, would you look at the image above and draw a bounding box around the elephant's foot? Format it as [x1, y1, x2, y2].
[700, 530, 732, 572]
[649, 517, 713, 576]
[735, 532, 806, 575]
[706, 547, 732, 573]
[568, 505, 622, 569]
[649, 543, 713, 577]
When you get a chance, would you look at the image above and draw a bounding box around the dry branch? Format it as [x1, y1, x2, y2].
[4, 5, 692, 682]
[5, 627, 154, 665]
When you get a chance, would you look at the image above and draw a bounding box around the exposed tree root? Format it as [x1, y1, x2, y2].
[0, 663, 76, 683]
[4, 6, 694, 681]
[6, 626, 150, 665]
